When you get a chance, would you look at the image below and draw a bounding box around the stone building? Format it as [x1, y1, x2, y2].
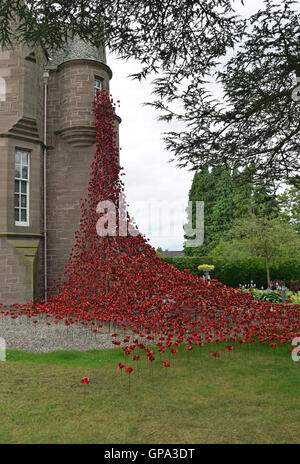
[0, 38, 119, 305]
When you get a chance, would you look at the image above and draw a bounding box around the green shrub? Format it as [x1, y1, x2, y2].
[160, 256, 300, 289]
[290, 292, 300, 305]
[242, 288, 300, 305]
[243, 289, 288, 303]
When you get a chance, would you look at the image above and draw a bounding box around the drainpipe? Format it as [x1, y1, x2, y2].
[43, 69, 50, 302]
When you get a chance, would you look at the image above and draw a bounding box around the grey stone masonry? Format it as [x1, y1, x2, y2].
[0, 35, 120, 304]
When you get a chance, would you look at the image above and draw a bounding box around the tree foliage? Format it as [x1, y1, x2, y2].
[278, 184, 300, 233]
[211, 214, 300, 286]
[0, 1, 299, 185]
[0, 1, 241, 66]
[160, 0, 300, 186]
[183, 165, 280, 256]
[183, 166, 235, 256]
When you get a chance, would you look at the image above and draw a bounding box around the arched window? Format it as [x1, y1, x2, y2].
[0, 77, 5, 101]
[94, 77, 103, 96]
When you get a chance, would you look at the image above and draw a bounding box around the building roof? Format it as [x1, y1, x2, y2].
[160, 251, 185, 258]
[49, 36, 106, 66]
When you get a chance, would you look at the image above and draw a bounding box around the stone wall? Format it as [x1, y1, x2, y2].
[0, 235, 42, 305]
[0, 42, 120, 303]
[0, 43, 46, 305]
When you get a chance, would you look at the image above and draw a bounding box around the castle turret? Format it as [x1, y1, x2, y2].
[48, 37, 113, 147]
[46, 37, 120, 292]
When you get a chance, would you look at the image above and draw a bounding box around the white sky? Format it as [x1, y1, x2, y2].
[107, 0, 282, 251]
[109, 54, 192, 251]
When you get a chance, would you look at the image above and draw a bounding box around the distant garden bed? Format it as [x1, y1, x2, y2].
[240, 288, 300, 305]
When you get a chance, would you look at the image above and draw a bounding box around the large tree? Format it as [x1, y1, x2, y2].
[1, 1, 299, 185]
[278, 185, 300, 233]
[211, 214, 300, 287]
[232, 177, 280, 219]
[184, 165, 280, 256]
[160, 0, 300, 186]
[183, 166, 235, 256]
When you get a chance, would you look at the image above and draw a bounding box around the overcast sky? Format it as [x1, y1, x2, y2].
[107, 0, 274, 251]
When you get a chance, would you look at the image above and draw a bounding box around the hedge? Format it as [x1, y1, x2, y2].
[160, 256, 300, 289]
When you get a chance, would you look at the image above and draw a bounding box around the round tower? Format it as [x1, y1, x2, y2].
[45, 37, 120, 291]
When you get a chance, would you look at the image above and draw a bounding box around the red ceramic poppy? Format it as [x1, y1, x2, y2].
[1, 89, 298, 370]
[81, 376, 90, 384]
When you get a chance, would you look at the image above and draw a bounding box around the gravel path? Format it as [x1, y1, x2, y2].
[0, 310, 250, 354]
[0, 314, 124, 353]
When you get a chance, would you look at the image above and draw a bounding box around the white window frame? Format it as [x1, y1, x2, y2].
[0, 77, 6, 102]
[14, 150, 30, 227]
[94, 77, 103, 96]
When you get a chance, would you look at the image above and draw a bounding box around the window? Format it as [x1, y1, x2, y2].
[0, 77, 5, 102]
[94, 78, 102, 96]
[14, 150, 30, 226]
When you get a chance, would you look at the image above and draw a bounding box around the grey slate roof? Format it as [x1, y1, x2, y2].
[49, 36, 106, 66]
[160, 251, 185, 258]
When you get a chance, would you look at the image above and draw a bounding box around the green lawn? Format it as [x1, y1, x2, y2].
[0, 342, 299, 444]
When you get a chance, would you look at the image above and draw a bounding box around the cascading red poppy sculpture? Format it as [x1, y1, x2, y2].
[0, 91, 299, 356]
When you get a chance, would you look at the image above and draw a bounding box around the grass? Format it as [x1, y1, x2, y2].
[0, 342, 299, 444]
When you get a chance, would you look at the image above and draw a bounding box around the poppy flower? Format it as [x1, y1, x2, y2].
[212, 352, 220, 357]
[125, 366, 134, 373]
[163, 361, 170, 367]
[81, 376, 90, 384]
[196, 342, 204, 347]
[225, 345, 234, 351]
[146, 350, 154, 357]
[117, 363, 125, 370]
